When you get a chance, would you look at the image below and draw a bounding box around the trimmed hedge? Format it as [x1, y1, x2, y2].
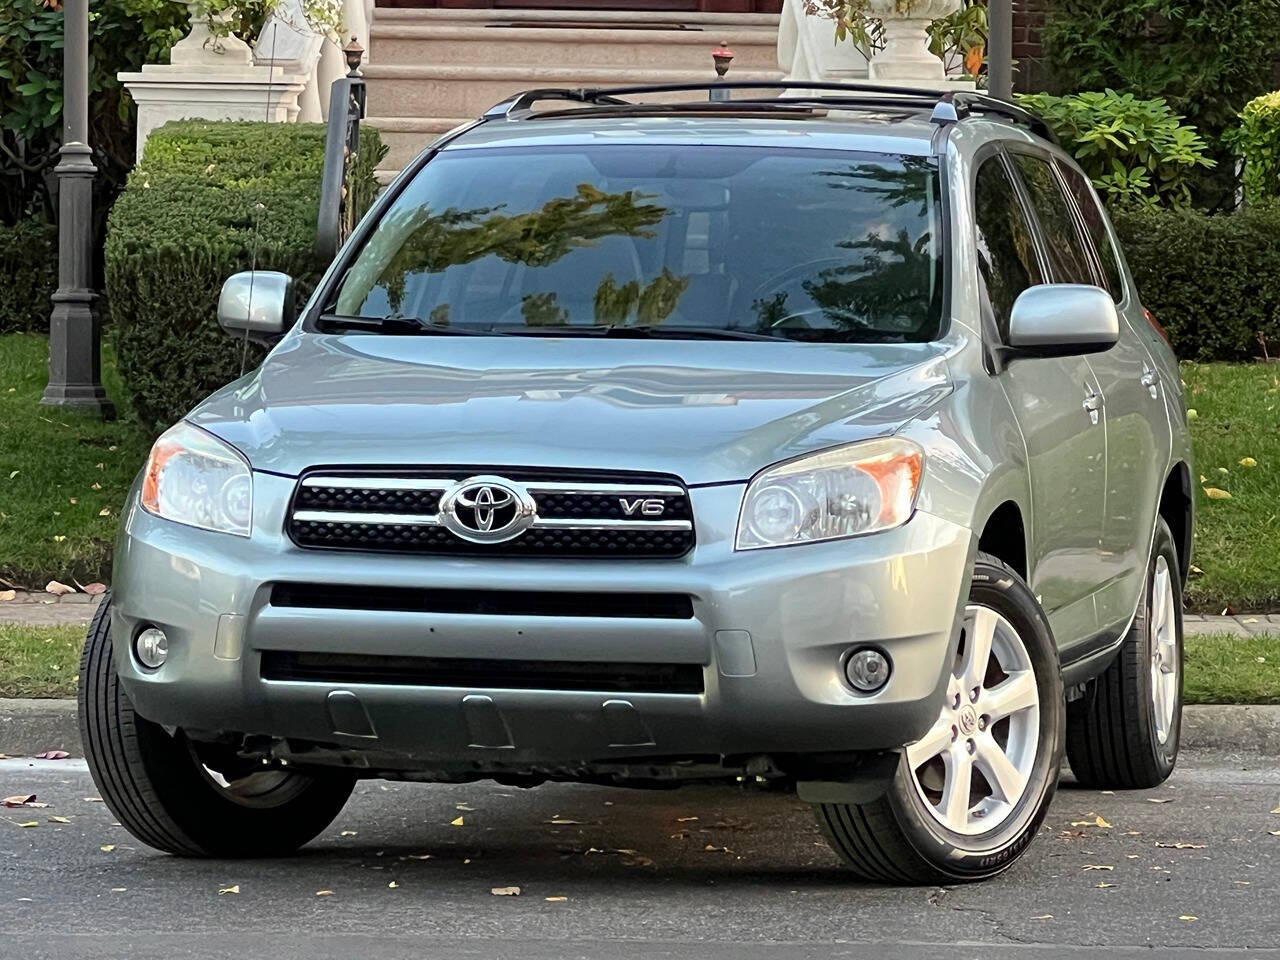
[1114, 204, 1280, 361]
[105, 120, 385, 428]
[0, 219, 58, 333]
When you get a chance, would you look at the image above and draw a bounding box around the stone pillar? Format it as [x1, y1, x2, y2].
[42, 0, 113, 417]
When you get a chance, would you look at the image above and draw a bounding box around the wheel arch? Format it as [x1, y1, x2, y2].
[975, 499, 1029, 583]
[1158, 461, 1193, 586]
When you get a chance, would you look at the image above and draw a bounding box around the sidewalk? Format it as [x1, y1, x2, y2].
[4, 590, 1279, 635]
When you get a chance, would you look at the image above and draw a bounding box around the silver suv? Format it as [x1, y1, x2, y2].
[80, 83, 1192, 883]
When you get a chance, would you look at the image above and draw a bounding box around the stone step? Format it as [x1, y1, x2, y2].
[364, 62, 785, 120]
[370, 23, 780, 73]
[366, 115, 473, 171]
[371, 8, 781, 28]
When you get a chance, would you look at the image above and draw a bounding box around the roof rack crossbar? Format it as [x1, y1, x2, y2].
[480, 82, 1059, 145]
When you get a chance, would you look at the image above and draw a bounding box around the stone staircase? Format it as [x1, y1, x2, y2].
[365, 8, 784, 179]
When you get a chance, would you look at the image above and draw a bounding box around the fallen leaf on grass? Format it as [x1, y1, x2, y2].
[100, 845, 115, 852]
[450, 816, 465, 827]
[52, 536, 66, 543]
[1186, 409, 1198, 420]
[44, 581, 75, 596]
[48, 816, 71, 824]
[1240, 457, 1258, 468]
[491, 886, 521, 897]
[1082, 865, 1113, 871]
[1203, 487, 1232, 501]
[218, 885, 239, 895]
[98, 508, 111, 517]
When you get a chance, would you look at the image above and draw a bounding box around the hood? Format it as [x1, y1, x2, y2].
[189, 333, 953, 485]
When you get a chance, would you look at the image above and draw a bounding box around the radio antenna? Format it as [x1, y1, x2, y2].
[240, 20, 280, 378]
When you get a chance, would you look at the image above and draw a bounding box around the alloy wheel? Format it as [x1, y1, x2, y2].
[1149, 555, 1180, 745]
[906, 604, 1041, 836]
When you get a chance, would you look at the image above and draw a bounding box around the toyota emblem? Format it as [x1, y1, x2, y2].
[438, 476, 537, 543]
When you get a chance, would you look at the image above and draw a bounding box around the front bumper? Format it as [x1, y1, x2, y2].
[112, 472, 976, 771]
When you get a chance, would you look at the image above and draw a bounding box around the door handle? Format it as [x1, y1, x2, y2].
[1141, 367, 1160, 399]
[1082, 390, 1102, 425]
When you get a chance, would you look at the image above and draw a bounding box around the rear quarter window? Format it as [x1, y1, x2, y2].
[1008, 152, 1096, 287]
[1056, 161, 1126, 302]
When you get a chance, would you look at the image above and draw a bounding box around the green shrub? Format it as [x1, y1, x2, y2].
[1113, 204, 1280, 361]
[1231, 91, 1280, 205]
[1017, 90, 1214, 209]
[105, 120, 386, 428]
[1041, 1, 1280, 147]
[0, 219, 58, 333]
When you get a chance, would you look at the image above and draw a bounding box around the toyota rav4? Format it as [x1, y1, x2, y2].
[80, 82, 1193, 883]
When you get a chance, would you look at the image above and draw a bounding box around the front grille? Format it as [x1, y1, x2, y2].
[288, 469, 695, 558]
[270, 583, 695, 619]
[261, 650, 705, 695]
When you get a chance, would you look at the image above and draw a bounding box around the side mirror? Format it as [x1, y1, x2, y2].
[1007, 284, 1119, 357]
[217, 271, 296, 342]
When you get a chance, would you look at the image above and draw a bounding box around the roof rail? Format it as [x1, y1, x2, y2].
[480, 81, 1058, 145]
[931, 91, 1058, 145]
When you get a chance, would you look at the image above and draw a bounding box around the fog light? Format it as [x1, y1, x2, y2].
[135, 627, 169, 669]
[845, 648, 890, 693]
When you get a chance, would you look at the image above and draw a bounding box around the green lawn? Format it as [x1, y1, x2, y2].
[0, 334, 1277, 611]
[0, 333, 154, 589]
[1182, 362, 1280, 612]
[2, 623, 1273, 704]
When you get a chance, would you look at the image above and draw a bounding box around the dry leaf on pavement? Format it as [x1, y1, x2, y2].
[218, 885, 240, 895]
[14, 821, 39, 828]
[0, 590, 15, 601]
[44, 581, 75, 596]
[1082, 865, 1113, 871]
[315, 890, 334, 897]
[48, 816, 71, 824]
[34, 751, 69, 760]
[100, 844, 115, 852]
[545, 896, 568, 903]
[1179, 916, 1198, 923]
[3, 795, 36, 808]
[491, 886, 521, 896]
[451, 816, 465, 827]
[1146, 798, 1173, 804]
[1156, 842, 1206, 850]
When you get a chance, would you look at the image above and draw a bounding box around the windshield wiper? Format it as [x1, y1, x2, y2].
[318, 313, 510, 336]
[514, 324, 791, 342]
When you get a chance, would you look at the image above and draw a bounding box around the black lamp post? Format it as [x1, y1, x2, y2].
[42, 0, 113, 418]
[988, 0, 1013, 100]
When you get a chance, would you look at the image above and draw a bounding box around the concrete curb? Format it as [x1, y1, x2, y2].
[2, 698, 1278, 760]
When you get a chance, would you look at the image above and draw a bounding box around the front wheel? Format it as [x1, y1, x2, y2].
[78, 597, 355, 857]
[814, 553, 1064, 884]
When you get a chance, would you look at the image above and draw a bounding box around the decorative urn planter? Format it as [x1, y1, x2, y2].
[168, 1, 255, 67]
[867, 0, 961, 82]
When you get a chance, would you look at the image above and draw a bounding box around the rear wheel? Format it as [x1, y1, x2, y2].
[1065, 519, 1183, 789]
[814, 553, 1064, 884]
[78, 596, 355, 857]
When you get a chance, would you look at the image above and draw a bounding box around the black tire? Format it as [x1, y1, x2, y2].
[78, 596, 356, 857]
[1065, 519, 1183, 789]
[814, 552, 1064, 884]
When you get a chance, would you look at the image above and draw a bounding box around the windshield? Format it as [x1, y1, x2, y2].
[330, 145, 944, 343]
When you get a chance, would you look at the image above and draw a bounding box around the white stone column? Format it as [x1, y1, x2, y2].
[866, 0, 960, 83]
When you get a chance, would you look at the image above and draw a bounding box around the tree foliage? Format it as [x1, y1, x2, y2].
[0, 0, 187, 225]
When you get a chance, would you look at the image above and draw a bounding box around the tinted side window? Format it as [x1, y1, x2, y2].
[1010, 153, 1095, 286]
[1057, 161, 1126, 302]
[974, 156, 1044, 337]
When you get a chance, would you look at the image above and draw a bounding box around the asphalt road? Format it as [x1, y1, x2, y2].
[1, 751, 1278, 960]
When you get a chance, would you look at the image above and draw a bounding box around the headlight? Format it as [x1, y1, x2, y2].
[736, 439, 923, 550]
[140, 422, 253, 537]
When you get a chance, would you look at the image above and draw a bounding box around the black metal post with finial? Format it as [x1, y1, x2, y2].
[317, 38, 368, 260]
[42, 0, 113, 418]
[710, 43, 734, 101]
